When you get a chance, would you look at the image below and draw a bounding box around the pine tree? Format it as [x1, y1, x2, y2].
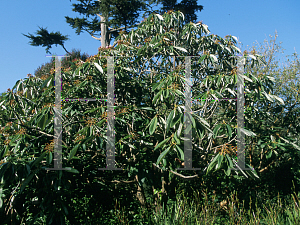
[22, 0, 204, 53]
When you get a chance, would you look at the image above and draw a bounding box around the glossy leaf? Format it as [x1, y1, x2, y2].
[93, 62, 103, 74]
[217, 154, 224, 170]
[226, 154, 234, 168]
[175, 145, 184, 161]
[20, 173, 35, 193]
[226, 124, 232, 138]
[173, 46, 188, 53]
[206, 154, 220, 174]
[240, 128, 256, 137]
[46, 152, 53, 164]
[213, 124, 222, 138]
[149, 115, 158, 135]
[166, 109, 175, 132]
[68, 144, 80, 161]
[156, 145, 171, 165]
[266, 150, 272, 159]
[65, 167, 79, 174]
[173, 132, 181, 145]
[31, 152, 47, 168]
[224, 166, 231, 176]
[154, 137, 171, 151]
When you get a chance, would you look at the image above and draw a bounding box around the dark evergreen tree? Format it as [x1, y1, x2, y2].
[22, 0, 204, 53]
[22, 26, 71, 55]
[158, 0, 203, 26]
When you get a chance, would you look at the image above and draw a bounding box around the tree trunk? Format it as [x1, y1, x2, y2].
[134, 175, 151, 213]
[100, 15, 109, 48]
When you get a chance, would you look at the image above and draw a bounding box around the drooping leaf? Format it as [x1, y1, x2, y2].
[93, 62, 103, 74]
[240, 128, 256, 137]
[226, 124, 232, 138]
[68, 144, 80, 161]
[166, 109, 175, 132]
[156, 145, 171, 165]
[279, 137, 300, 150]
[175, 145, 184, 161]
[206, 154, 220, 174]
[31, 152, 47, 168]
[65, 167, 79, 174]
[20, 173, 35, 193]
[213, 124, 222, 138]
[173, 46, 188, 53]
[224, 166, 231, 176]
[154, 137, 171, 151]
[266, 150, 272, 159]
[245, 164, 259, 179]
[173, 132, 181, 145]
[46, 152, 53, 164]
[217, 154, 224, 170]
[149, 115, 158, 135]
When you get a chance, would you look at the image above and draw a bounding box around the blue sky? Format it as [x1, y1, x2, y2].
[1, 0, 299, 97]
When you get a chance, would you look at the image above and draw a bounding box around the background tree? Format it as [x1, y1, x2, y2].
[22, 26, 71, 55]
[157, 0, 203, 26]
[23, 0, 204, 53]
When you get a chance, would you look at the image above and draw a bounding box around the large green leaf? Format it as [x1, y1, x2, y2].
[224, 166, 231, 176]
[154, 137, 171, 151]
[266, 150, 272, 159]
[149, 115, 158, 135]
[206, 153, 220, 174]
[213, 124, 222, 138]
[193, 113, 211, 128]
[31, 151, 47, 168]
[173, 132, 181, 145]
[170, 113, 182, 128]
[65, 167, 79, 174]
[20, 173, 35, 193]
[226, 124, 232, 138]
[166, 109, 175, 132]
[225, 154, 234, 168]
[156, 145, 171, 165]
[279, 137, 300, 151]
[216, 154, 224, 170]
[175, 145, 184, 161]
[68, 144, 81, 161]
[153, 90, 163, 105]
[240, 128, 256, 137]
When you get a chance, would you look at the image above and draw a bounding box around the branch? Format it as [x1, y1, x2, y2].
[108, 180, 136, 183]
[259, 156, 291, 173]
[84, 28, 101, 41]
[61, 44, 71, 55]
[107, 22, 144, 33]
[211, 135, 237, 151]
[18, 122, 69, 148]
[95, 12, 144, 34]
[169, 169, 199, 180]
[152, 163, 201, 180]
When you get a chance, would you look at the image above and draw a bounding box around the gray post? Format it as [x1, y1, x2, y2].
[46, 55, 71, 171]
[231, 56, 252, 171]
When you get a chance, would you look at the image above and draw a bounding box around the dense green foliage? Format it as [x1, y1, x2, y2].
[0, 10, 299, 224]
[34, 48, 90, 79]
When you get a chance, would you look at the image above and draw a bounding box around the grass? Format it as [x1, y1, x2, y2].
[97, 187, 300, 225]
